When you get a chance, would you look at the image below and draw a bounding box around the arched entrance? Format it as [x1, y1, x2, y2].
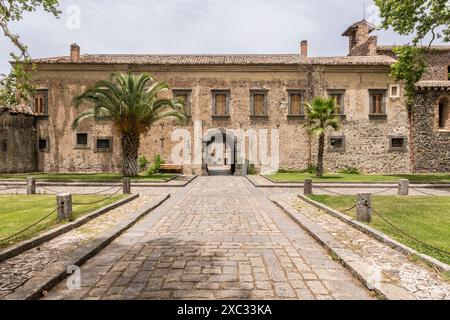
[202, 129, 236, 176]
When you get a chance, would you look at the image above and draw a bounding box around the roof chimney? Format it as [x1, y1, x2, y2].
[70, 43, 80, 63]
[301, 40, 308, 58]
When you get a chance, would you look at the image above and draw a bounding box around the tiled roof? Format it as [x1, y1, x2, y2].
[342, 20, 376, 36]
[32, 54, 396, 66]
[417, 81, 450, 89]
[0, 104, 34, 115]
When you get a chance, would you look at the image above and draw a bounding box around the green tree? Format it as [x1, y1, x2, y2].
[374, 0, 450, 109]
[0, 0, 61, 106]
[304, 97, 340, 178]
[72, 73, 187, 177]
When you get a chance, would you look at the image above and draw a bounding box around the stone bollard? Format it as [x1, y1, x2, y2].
[57, 194, 73, 221]
[123, 178, 131, 194]
[398, 179, 410, 196]
[27, 177, 36, 195]
[304, 179, 313, 196]
[356, 193, 372, 223]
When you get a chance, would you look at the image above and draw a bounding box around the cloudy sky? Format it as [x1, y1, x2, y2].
[0, 0, 441, 74]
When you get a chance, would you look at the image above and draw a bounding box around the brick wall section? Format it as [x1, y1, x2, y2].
[413, 90, 450, 172]
[0, 111, 38, 173]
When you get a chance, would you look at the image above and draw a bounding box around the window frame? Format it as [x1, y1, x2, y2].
[250, 89, 269, 117]
[369, 89, 387, 118]
[94, 136, 113, 153]
[33, 89, 49, 116]
[0, 139, 7, 153]
[287, 90, 305, 117]
[328, 136, 346, 152]
[75, 132, 90, 149]
[212, 90, 231, 118]
[38, 137, 50, 153]
[389, 136, 407, 152]
[173, 89, 192, 117]
[389, 84, 401, 99]
[327, 89, 346, 116]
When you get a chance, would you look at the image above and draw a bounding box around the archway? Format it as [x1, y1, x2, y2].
[438, 96, 450, 130]
[202, 129, 236, 176]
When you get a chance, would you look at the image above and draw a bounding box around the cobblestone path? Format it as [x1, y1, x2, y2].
[44, 177, 371, 300]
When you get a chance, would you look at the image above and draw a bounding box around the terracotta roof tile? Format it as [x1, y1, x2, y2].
[417, 81, 450, 89]
[378, 45, 450, 52]
[33, 54, 396, 66]
[0, 104, 34, 115]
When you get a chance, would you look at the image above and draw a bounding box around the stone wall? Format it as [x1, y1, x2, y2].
[30, 64, 411, 175]
[0, 111, 38, 173]
[413, 90, 450, 172]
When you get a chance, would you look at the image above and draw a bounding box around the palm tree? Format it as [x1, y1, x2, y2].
[304, 97, 340, 178]
[72, 72, 186, 177]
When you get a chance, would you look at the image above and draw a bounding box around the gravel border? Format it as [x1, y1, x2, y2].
[4, 193, 171, 300]
[297, 194, 450, 273]
[0, 194, 139, 264]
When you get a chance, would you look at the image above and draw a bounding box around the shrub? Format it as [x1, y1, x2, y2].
[248, 164, 257, 175]
[306, 164, 318, 174]
[338, 166, 361, 175]
[138, 155, 150, 173]
[146, 154, 165, 175]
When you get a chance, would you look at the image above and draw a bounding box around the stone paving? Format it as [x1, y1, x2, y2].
[43, 177, 372, 300]
[0, 187, 173, 299]
[270, 194, 450, 300]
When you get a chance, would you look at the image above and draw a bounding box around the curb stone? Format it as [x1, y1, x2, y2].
[272, 198, 411, 300]
[297, 194, 450, 273]
[3, 194, 171, 300]
[0, 194, 139, 264]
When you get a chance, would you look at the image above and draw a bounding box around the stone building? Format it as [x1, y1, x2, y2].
[2, 20, 449, 175]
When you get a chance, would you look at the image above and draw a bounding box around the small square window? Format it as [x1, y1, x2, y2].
[95, 137, 113, 152]
[389, 85, 400, 98]
[329, 136, 345, 152]
[389, 137, 407, 151]
[38, 138, 49, 152]
[76, 133, 89, 148]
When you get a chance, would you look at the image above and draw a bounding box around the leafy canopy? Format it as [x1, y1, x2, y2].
[72, 73, 187, 134]
[304, 97, 340, 136]
[0, 0, 61, 106]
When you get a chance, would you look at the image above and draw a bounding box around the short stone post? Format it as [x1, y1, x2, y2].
[27, 177, 36, 195]
[398, 179, 410, 196]
[57, 194, 73, 221]
[304, 179, 313, 196]
[356, 193, 372, 223]
[122, 178, 131, 194]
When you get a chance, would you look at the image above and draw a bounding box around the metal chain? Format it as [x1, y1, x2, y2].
[0, 185, 26, 192]
[72, 187, 122, 205]
[39, 186, 61, 194]
[371, 207, 450, 256]
[341, 204, 357, 213]
[411, 187, 439, 197]
[0, 207, 60, 244]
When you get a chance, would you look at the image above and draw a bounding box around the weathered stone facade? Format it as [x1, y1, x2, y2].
[0, 110, 37, 173]
[4, 20, 449, 175]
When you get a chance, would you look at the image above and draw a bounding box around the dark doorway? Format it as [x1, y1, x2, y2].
[204, 131, 236, 176]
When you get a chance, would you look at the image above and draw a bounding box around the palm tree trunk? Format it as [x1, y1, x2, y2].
[121, 132, 140, 177]
[316, 133, 325, 178]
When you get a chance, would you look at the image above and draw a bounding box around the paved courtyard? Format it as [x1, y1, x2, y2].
[43, 177, 372, 300]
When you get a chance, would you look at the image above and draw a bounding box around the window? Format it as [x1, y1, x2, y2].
[95, 137, 113, 152]
[438, 97, 450, 130]
[0, 140, 7, 153]
[173, 90, 192, 117]
[38, 138, 49, 152]
[212, 91, 230, 117]
[328, 90, 345, 115]
[33, 90, 48, 116]
[250, 90, 268, 116]
[329, 136, 345, 152]
[389, 85, 400, 98]
[369, 90, 387, 115]
[389, 137, 407, 151]
[75, 133, 89, 148]
[288, 91, 304, 115]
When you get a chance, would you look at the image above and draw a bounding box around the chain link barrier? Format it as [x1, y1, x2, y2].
[72, 187, 122, 205]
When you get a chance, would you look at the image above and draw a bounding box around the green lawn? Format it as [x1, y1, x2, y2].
[267, 172, 450, 183]
[0, 194, 125, 248]
[308, 195, 450, 265]
[0, 173, 176, 182]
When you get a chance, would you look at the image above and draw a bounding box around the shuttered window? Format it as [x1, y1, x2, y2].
[289, 93, 303, 115]
[173, 90, 192, 117]
[369, 90, 386, 115]
[253, 94, 266, 115]
[213, 93, 229, 116]
[33, 94, 45, 115]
